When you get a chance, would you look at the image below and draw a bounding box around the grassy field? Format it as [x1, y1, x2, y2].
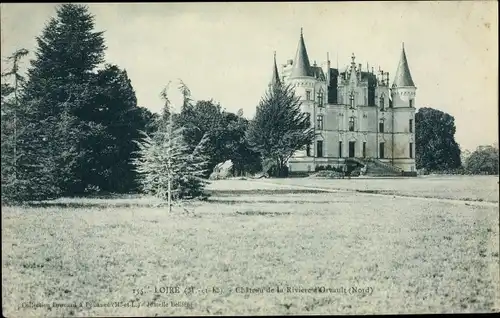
[2, 176, 499, 316]
[252, 175, 500, 203]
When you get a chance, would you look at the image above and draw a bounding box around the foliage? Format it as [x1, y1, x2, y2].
[465, 145, 499, 175]
[415, 107, 462, 172]
[132, 83, 210, 203]
[1, 49, 30, 203]
[246, 83, 314, 177]
[132, 128, 210, 201]
[3, 4, 153, 201]
[175, 98, 261, 177]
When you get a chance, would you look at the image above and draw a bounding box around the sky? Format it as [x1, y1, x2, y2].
[1, 2, 498, 151]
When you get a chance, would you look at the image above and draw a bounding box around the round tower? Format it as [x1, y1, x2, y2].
[391, 43, 417, 108]
[390, 43, 417, 174]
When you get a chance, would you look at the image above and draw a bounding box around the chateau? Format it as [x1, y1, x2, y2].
[269, 29, 417, 175]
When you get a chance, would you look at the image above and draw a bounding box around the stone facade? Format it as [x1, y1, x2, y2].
[270, 30, 417, 174]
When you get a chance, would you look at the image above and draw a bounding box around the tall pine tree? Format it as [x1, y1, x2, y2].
[19, 4, 106, 198]
[15, 4, 152, 199]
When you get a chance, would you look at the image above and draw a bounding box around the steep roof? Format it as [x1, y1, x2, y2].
[392, 44, 415, 87]
[270, 52, 281, 87]
[310, 66, 326, 81]
[290, 29, 313, 78]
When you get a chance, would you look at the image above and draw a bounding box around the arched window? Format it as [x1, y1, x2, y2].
[379, 119, 384, 133]
[380, 95, 385, 110]
[349, 92, 355, 108]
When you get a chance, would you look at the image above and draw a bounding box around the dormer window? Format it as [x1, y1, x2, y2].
[349, 92, 355, 108]
[380, 96, 385, 110]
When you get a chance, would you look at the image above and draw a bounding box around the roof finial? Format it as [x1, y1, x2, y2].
[300, 27, 303, 36]
[402, 42, 405, 49]
[274, 50, 276, 59]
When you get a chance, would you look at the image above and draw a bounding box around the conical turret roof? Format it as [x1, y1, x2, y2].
[392, 43, 415, 87]
[290, 28, 312, 78]
[270, 51, 281, 87]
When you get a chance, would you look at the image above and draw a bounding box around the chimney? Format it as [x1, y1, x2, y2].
[326, 52, 331, 83]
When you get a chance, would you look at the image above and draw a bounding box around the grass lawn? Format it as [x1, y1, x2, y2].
[252, 175, 500, 203]
[2, 177, 499, 316]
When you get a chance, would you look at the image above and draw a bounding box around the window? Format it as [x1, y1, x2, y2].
[339, 141, 343, 158]
[306, 143, 311, 157]
[306, 90, 311, 101]
[349, 93, 355, 108]
[409, 142, 413, 158]
[380, 96, 385, 110]
[409, 99, 414, 108]
[379, 120, 384, 133]
[409, 119, 413, 133]
[379, 142, 385, 159]
[349, 117, 355, 131]
[317, 141, 323, 158]
[362, 142, 366, 158]
[317, 114, 324, 130]
[317, 89, 324, 107]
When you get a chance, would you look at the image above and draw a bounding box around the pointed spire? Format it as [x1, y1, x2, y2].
[269, 51, 281, 88]
[290, 28, 312, 78]
[393, 42, 415, 87]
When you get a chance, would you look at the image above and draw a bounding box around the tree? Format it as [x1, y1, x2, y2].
[82, 64, 150, 193]
[222, 112, 261, 176]
[16, 4, 107, 199]
[1, 49, 30, 203]
[465, 145, 499, 175]
[14, 4, 152, 198]
[246, 83, 314, 177]
[415, 107, 461, 171]
[132, 82, 210, 212]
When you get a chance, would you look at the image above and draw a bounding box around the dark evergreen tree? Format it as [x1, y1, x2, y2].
[18, 4, 107, 198]
[13, 4, 154, 198]
[415, 107, 462, 171]
[246, 83, 314, 177]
